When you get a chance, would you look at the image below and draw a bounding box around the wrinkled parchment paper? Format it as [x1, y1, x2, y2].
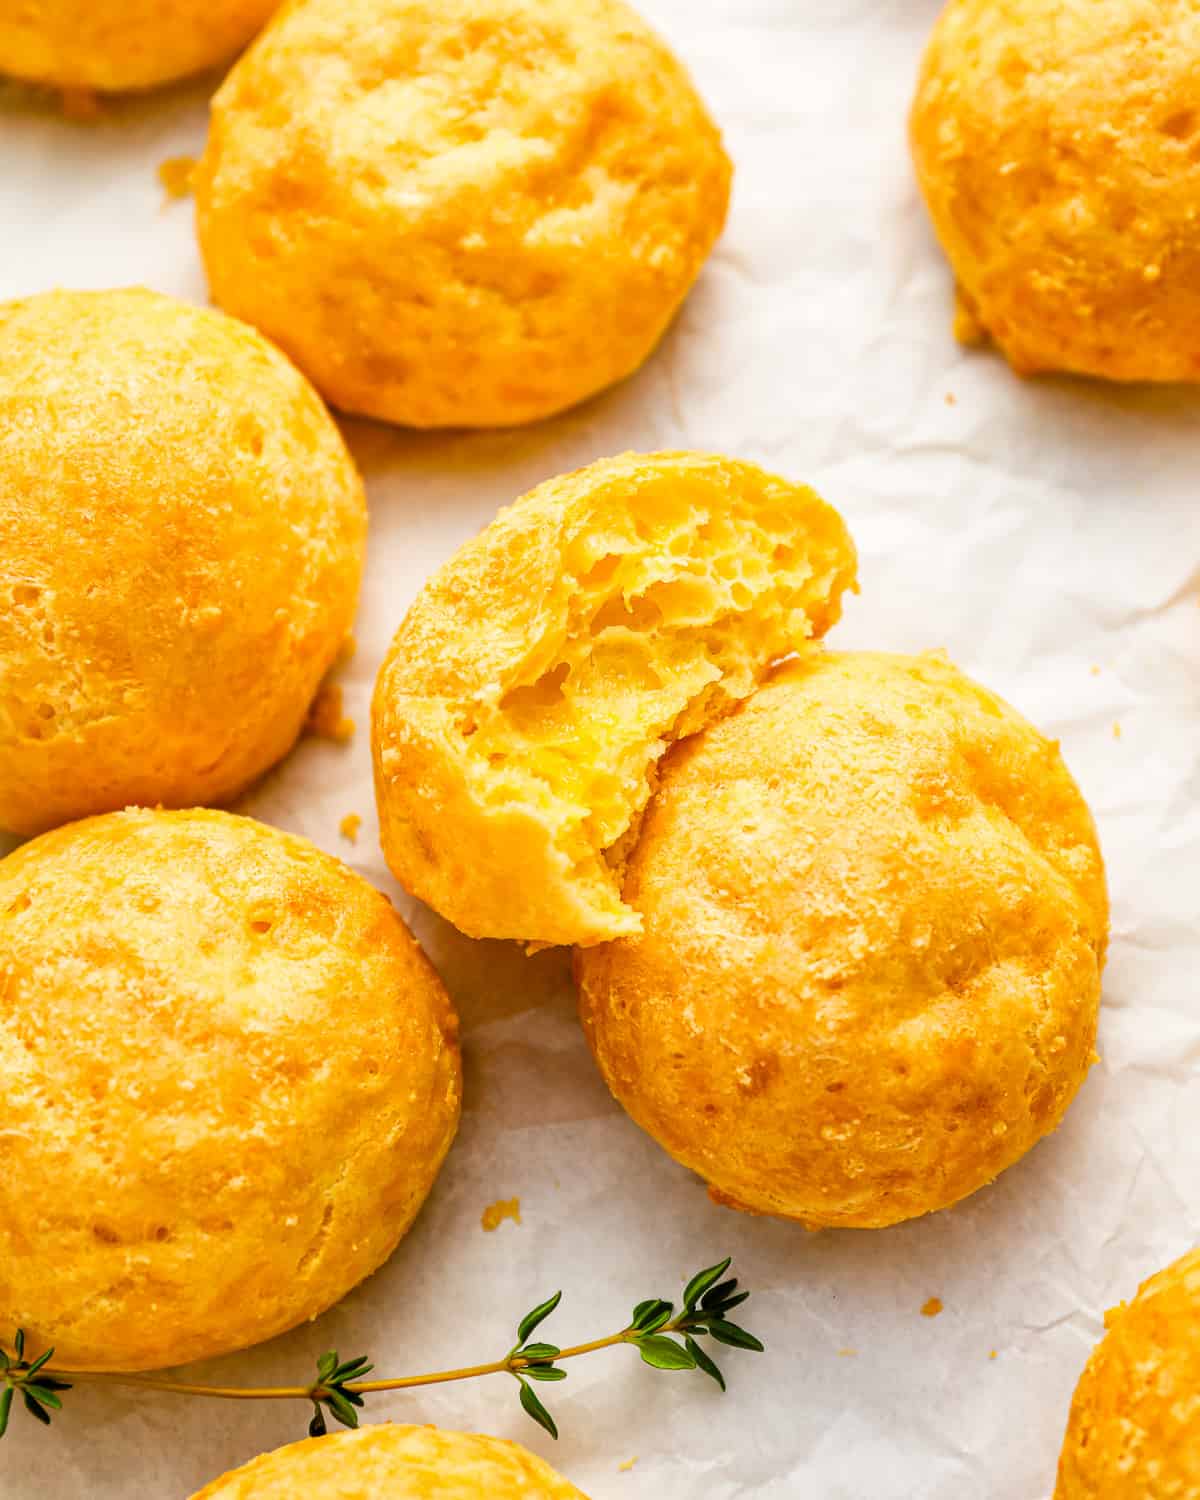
[3, 2, 1200, 1495]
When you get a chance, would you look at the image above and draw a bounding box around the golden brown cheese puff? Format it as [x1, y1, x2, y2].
[0, 808, 461, 1371]
[191, 1425, 589, 1499]
[577, 651, 1108, 1230]
[911, 0, 1200, 382]
[0, 0, 277, 93]
[372, 452, 856, 947]
[0, 287, 365, 838]
[1056, 1246, 1200, 1498]
[194, 0, 732, 428]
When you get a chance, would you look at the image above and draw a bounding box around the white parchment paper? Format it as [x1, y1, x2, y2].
[3, 2, 1200, 1495]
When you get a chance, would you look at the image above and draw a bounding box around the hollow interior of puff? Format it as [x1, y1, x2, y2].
[450, 473, 848, 931]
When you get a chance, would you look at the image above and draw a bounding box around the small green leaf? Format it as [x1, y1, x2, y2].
[316, 1352, 338, 1383]
[23, 1349, 54, 1379]
[308, 1403, 327, 1438]
[339, 1389, 365, 1409]
[713, 1290, 750, 1316]
[519, 1380, 559, 1440]
[331, 1356, 372, 1383]
[517, 1292, 562, 1345]
[13, 1332, 24, 1361]
[0, 1349, 9, 1374]
[706, 1320, 764, 1352]
[631, 1298, 673, 1333]
[325, 1389, 359, 1430]
[699, 1278, 738, 1310]
[685, 1336, 726, 1392]
[684, 1258, 732, 1311]
[518, 1343, 560, 1362]
[638, 1335, 697, 1372]
[524, 1365, 567, 1382]
[0, 1387, 13, 1439]
[23, 1385, 61, 1411]
[21, 1391, 50, 1426]
[33, 1378, 71, 1394]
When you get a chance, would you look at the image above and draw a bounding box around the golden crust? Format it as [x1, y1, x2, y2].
[0, 809, 461, 1371]
[0, 0, 277, 92]
[1055, 1247, 1200, 1499]
[0, 287, 366, 837]
[910, 0, 1200, 382]
[371, 452, 856, 947]
[194, 0, 732, 428]
[191, 1425, 588, 1499]
[577, 651, 1108, 1229]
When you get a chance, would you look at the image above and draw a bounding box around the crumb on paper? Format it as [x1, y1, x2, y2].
[304, 682, 355, 743]
[481, 1197, 521, 1232]
[339, 813, 362, 845]
[1090, 664, 1102, 676]
[837, 1347, 858, 1357]
[618, 1458, 638, 1473]
[921, 1297, 944, 1318]
[1113, 721, 1123, 740]
[157, 155, 197, 200]
[944, 392, 957, 406]
[989, 1349, 998, 1360]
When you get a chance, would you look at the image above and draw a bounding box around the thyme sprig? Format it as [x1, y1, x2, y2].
[1, 1258, 761, 1444]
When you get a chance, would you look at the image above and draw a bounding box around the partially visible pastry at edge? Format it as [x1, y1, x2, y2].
[0, 0, 277, 92]
[577, 651, 1108, 1229]
[194, 0, 732, 428]
[0, 809, 461, 1371]
[911, 0, 1200, 381]
[371, 452, 856, 947]
[191, 1425, 589, 1499]
[1055, 1246, 1200, 1499]
[0, 287, 365, 837]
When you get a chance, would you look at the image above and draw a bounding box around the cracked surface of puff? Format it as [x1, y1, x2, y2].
[0, 287, 366, 837]
[194, 0, 732, 428]
[371, 452, 856, 948]
[1055, 1246, 1200, 1499]
[191, 1425, 588, 1499]
[576, 650, 1108, 1229]
[0, 0, 277, 91]
[910, 0, 1200, 382]
[0, 808, 462, 1371]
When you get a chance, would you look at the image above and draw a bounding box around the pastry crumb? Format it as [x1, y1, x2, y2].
[618, 1457, 638, 1473]
[157, 155, 197, 200]
[1112, 721, 1123, 740]
[944, 392, 957, 406]
[837, 1347, 858, 1357]
[989, 1349, 998, 1360]
[60, 86, 100, 120]
[339, 813, 362, 845]
[1090, 664, 1102, 676]
[481, 1197, 521, 1232]
[305, 682, 355, 743]
[921, 1297, 944, 1318]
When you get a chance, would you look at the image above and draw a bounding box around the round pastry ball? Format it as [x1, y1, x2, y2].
[194, 0, 732, 428]
[577, 651, 1108, 1230]
[372, 452, 855, 947]
[0, 0, 277, 93]
[0, 808, 461, 1371]
[1056, 1247, 1200, 1498]
[0, 287, 365, 837]
[191, 1425, 588, 1499]
[911, 0, 1200, 381]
